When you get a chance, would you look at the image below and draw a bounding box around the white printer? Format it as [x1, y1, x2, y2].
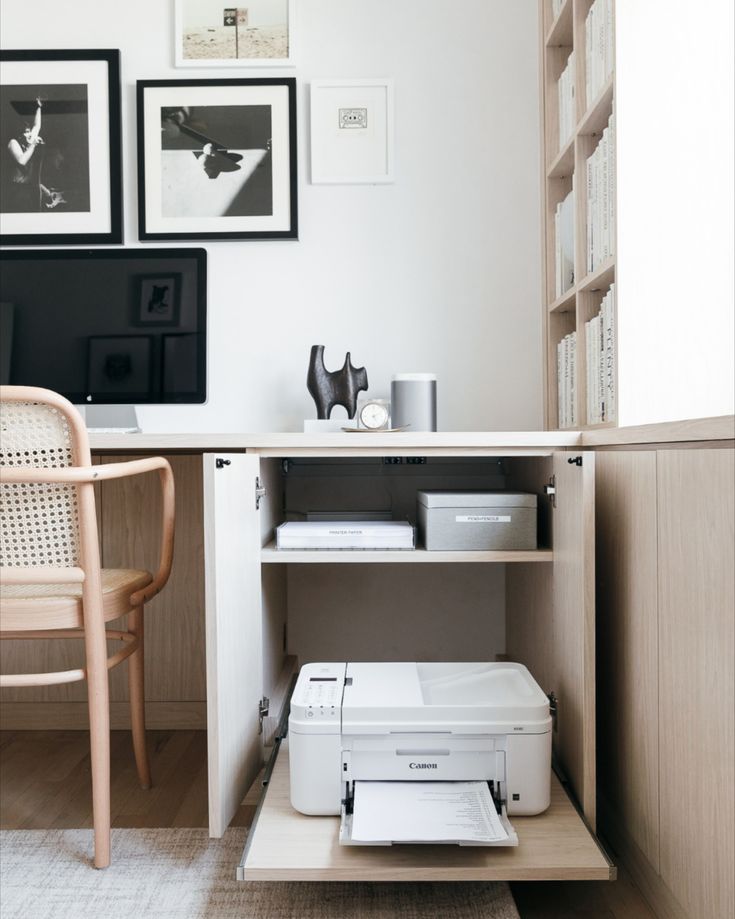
[288, 661, 552, 846]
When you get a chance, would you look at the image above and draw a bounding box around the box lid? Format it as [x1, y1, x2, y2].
[417, 491, 537, 509]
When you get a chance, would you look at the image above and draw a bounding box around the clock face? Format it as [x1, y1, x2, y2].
[359, 401, 390, 430]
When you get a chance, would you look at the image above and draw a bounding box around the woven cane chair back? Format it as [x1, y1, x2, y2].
[0, 397, 85, 569]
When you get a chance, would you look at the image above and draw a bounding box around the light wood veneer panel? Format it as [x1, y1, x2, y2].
[101, 454, 206, 703]
[240, 742, 613, 881]
[595, 451, 659, 868]
[658, 449, 735, 919]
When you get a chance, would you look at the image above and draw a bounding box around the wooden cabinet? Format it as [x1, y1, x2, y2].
[0, 454, 206, 731]
[596, 446, 735, 919]
[541, 0, 617, 431]
[201, 439, 611, 881]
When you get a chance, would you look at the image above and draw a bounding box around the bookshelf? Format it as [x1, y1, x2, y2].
[541, 0, 616, 430]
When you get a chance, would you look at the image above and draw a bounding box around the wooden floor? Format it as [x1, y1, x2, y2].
[0, 729, 659, 919]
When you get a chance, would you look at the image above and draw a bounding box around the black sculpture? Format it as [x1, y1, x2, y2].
[307, 345, 368, 420]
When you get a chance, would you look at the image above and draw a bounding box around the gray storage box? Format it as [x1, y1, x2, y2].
[417, 491, 537, 551]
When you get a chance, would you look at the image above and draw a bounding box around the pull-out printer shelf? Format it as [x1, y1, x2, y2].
[238, 742, 614, 881]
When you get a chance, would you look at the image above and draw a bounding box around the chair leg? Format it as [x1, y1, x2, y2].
[128, 605, 151, 790]
[85, 616, 111, 869]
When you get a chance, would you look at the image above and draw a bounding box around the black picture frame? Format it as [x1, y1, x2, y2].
[134, 273, 181, 327]
[137, 77, 298, 241]
[0, 49, 122, 246]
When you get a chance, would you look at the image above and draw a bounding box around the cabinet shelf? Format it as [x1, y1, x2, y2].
[261, 541, 553, 564]
[238, 741, 614, 881]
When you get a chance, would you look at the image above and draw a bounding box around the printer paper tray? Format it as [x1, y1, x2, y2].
[338, 781, 519, 847]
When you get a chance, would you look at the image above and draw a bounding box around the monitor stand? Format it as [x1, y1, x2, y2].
[81, 404, 141, 433]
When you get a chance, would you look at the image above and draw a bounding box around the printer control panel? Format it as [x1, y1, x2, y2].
[290, 662, 346, 729]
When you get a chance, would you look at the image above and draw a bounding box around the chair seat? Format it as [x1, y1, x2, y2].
[0, 569, 153, 631]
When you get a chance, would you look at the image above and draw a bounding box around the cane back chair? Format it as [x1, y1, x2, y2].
[0, 387, 174, 868]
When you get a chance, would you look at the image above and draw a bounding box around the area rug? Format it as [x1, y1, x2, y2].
[0, 827, 520, 919]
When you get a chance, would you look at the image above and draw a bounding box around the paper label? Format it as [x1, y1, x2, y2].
[456, 515, 511, 523]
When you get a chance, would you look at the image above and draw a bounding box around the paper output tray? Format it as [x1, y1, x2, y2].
[338, 781, 520, 847]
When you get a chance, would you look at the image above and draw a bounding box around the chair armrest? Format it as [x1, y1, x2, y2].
[1, 457, 175, 606]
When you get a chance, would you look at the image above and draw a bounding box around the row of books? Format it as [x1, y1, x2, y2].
[554, 184, 575, 298]
[585, 0, 614, 106]
[586, 113, 616, 273]
[557, 51, 576, 150]
[556, 331, 577, 430]
[585, 284, 616, 425]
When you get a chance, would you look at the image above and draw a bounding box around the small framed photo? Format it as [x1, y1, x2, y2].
[137, 78, 297, 241]
[310, 79, 394, 184]
[0, 49, 122, 246]
[135, 274, 181, 326]
[87, 335, 152, 398]
[174, 0, 294, 68]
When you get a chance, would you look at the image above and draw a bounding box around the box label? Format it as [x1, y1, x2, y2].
[455, 515, 511, 523]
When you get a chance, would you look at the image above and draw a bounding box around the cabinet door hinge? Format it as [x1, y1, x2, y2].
[258, 696, 270, 733]
[567, 455, 583, 466]
[547, 691, 558, 732]
[255, 476, 267, 509]
[215, 458, 231, 469]
[544, 475, 556, 508]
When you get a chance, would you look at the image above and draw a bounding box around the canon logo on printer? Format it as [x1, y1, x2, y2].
[409, 762, 438, 769]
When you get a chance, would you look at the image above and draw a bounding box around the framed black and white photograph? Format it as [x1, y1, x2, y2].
[137, 78, 297, 240]
[134, 274, 181, 326]
[310, 79, 394, 184]
[174, 0, 294, 68]
[0, 49, 122, 245]
[87, 335, 153, 398]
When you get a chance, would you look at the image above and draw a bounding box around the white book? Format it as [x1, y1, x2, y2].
[557, 340, 564, 429]
[276, 520, 415, 550]
[585, 320, 593, 425]
[598, 307, 606, 422]
[608, 113, 616, 256]
[569, 330, 577, 428]
[586, 154, 594, 274]
[601, 127, 609, 262]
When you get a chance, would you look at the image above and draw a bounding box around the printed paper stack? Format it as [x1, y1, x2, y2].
[276, 520, 415, 550]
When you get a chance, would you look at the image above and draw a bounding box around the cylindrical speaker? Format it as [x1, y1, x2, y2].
[391, 373, 437, 431]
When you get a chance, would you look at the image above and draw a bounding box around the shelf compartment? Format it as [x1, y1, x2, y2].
[238, 741, 615, 881]
[545, 0, 573, 48]
[578, 257, 615, 293]
[548, 286, 577, 315]
[577, 77, 614, 138]
[547, 134, 575, 179]
[261, 541, 553, 564]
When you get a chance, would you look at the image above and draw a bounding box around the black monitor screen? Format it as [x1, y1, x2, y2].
[0, 248, 207, 404]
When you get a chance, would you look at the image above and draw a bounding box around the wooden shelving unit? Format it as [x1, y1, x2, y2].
[541, 0, 617, 431]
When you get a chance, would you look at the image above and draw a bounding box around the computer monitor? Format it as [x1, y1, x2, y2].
[0, 248, 206, 428]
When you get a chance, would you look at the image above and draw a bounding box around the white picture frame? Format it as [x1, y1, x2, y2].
[310, 79, 394, 184]
[174, 0, 295, 68]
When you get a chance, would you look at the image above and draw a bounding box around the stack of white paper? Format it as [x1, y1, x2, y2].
[276, 520, 415, 550]
[350, 780, 509, 844]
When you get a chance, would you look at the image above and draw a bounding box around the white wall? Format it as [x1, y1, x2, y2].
[615, 0, 735, 426]
[1, 0, 543, 433]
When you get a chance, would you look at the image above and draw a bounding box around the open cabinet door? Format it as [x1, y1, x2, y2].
[203, 453, 264, 837]
[550, 450, 596, 828]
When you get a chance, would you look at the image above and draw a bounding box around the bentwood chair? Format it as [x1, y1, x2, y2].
[0, 387, 174, 868]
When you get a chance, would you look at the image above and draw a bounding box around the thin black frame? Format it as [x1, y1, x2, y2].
[137, 77, 298, 241]
[0, 49, 123, 246]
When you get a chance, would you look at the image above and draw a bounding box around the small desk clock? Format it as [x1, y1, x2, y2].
[357, 398, 391, 430]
